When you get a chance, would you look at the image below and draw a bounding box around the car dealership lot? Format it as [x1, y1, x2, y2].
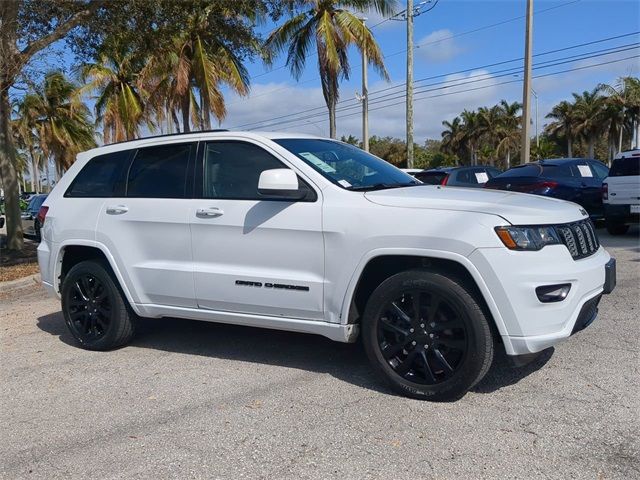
[1, 229, 639, 480]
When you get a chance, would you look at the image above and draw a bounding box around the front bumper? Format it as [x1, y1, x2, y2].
[470, 245, 615, 356]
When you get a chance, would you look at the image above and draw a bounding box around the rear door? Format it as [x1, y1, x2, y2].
[190, 139, 325, 321]
[96, 142, 197, 308]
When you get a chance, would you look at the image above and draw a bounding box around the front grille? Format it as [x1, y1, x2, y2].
[556, 219, 600, 260]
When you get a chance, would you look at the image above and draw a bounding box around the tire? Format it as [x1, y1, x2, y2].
[61, 260, 134, 350]
[605, 222, 629, 236]
[362, 270, 494, 401]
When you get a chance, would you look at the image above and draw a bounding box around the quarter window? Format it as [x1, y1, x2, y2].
[65, 150, 131, 197]
[127, 143, 193, 198]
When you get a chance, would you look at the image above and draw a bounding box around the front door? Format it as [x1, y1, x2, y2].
[190, 140, 325, 321]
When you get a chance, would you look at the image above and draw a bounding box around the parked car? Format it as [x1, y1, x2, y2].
[21, 193, 47, 240]
[415, 166, 502, 187]
[484, 158, 609, 220]
[37, 131, 615, 401]
[603, 149, 640, 235]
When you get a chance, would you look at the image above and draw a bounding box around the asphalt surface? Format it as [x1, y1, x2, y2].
[1, 228, 639, 479]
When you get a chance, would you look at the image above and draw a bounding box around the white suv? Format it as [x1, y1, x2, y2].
[603, 149, 640, 235]
[37, 131, 616, 400]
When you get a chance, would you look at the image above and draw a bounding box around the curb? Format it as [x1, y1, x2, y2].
[0, 274, 42, 293]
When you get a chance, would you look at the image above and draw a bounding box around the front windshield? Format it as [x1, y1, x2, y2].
[273, 138, 419, 190]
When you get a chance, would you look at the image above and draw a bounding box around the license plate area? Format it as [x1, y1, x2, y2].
[630, 205, 640, 214]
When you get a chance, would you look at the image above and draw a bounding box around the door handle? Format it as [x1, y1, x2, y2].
[106, 205, 128, 215]
[196, 207, 224, 218]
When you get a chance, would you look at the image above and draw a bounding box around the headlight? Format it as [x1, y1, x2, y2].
[495, 226, 561, 251]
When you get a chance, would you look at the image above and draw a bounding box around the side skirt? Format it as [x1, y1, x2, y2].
[134, 303, 360, 343]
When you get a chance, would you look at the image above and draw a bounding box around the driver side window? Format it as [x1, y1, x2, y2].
[203, 141, 315, 201]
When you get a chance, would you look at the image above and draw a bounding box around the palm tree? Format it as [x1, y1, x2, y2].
[477, 105, 502, 165]
[572, 88, 605, 159]
[16, 71, 96, 179]
[265, 0, 394, 138]
[599, 76, 640, 152]
[79, 50, 151, 143]
[460, 109, 481, 165]
[441, 116, 464, 163]
[144, 9, 252, 133]
[13, 96, 42, 192]
[545, 100, 577, 157]
[495, 100, 521, 168]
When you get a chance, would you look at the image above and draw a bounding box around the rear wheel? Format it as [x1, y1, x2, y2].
[605, 221, 629, 236]
[362, 270, 493, 401]
[61, 260, 134, 350]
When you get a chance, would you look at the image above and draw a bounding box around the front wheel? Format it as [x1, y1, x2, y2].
[362, 270, 494, 401]
[61, 260, 134, 350]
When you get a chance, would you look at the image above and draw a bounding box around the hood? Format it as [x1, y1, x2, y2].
[364, 185, 587, 225]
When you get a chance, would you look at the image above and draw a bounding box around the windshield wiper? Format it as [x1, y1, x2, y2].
[347, 182, 419, 191]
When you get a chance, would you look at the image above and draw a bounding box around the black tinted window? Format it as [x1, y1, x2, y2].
[610, 156, 640, 176]
[415, 172, 447, 184]
[203, 141, 314, 200]
[127, 143, 192, 198]
[499, 165, 543, 177]
[66, 150, 131, 197]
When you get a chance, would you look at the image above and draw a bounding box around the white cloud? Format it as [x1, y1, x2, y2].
[415, 29, 464, 63]
[220, 70, 519, 141]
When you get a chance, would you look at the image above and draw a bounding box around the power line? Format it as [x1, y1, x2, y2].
[241, 49, 639, 131]
[233, 0, 582, 102]
[231, 39, 639, 129]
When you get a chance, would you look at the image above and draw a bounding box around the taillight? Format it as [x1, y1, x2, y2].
[441, 174, 449, 186]
[602, 183, 608, 200]
[37, 206, 48, 225]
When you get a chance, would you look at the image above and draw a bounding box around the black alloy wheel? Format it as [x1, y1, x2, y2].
[65, 273, 112, 342]
[362, 270, 494, 401]
[61, 260, 134, 350]
[377, 290, 467, 385]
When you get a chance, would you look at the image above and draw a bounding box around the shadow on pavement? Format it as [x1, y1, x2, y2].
[37, 311, 553, 399]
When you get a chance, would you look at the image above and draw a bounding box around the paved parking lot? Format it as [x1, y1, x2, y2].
[1, 228, 639, 479]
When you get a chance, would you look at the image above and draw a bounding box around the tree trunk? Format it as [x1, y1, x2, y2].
[506, 150, 511, 170]
[0, 84, 24, 250]
[182, 96, 191, 133]
[567, 137, 572, 157]
[635, 119, 640, 149]
[588, 137, 595, 159]
[328, 101, 336, 139]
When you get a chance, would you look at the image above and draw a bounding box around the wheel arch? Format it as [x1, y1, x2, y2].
[55, 240, 142, 316]
[341, 250, 508, 339]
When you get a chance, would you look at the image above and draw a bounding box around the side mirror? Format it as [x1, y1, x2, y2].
[258, 169, 305, 200]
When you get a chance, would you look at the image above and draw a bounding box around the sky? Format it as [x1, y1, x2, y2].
[31, 0, 640, 145]
[214, 0, 640, 142]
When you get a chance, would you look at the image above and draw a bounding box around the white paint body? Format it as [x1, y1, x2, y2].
[38, 131, 612, 355]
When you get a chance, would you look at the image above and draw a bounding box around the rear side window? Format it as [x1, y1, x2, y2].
[127, 143, 193, 198]
[65, 150, 131, 197]
[610, 157, 640, 176]
[542, 164, 573, 178]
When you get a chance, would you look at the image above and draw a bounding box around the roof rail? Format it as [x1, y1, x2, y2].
[104, 129, 230, 147]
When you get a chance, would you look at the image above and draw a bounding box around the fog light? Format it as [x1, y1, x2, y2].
[536, 284, 571, 303]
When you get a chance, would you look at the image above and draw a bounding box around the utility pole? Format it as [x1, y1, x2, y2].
[520, 0, 534, 164]
[406, 0, 414, 168]
[361, 18, 369, 152]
